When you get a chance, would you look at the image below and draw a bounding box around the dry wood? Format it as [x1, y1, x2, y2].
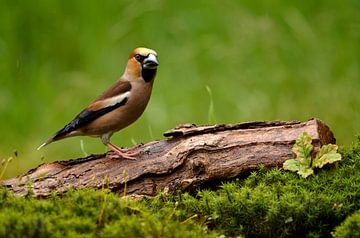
[1, 118, 335, 198]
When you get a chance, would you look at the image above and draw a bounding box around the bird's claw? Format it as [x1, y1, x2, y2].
[118, 144, 142, 153]
[106, 150, 140, 160]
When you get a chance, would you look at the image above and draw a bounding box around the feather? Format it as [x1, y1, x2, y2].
[96, 79, 132, 101]
[54, 96, 129, 139]
[38, 93, 129, 149]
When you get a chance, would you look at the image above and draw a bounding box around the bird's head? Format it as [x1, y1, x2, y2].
[126, 47, 159, 82]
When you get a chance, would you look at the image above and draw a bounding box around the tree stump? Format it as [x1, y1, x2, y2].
[1, 118, 335, 198]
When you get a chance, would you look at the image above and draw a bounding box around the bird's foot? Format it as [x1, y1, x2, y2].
[106, 150, 139, 160]
[118, 144, 142, 153]
[106, 142, 140, 160]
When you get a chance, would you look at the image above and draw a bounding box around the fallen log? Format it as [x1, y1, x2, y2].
[1, 118, 335, 198]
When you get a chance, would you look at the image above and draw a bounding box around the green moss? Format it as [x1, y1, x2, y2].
[1, 136, 360, 237]
[333, 210, 360, 238]
[0, 188, 217, 238]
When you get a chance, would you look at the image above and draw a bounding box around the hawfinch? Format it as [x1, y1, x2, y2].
[38, 47, 159, 160]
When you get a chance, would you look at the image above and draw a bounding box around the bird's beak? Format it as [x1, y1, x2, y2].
[142, 53, 159, 69]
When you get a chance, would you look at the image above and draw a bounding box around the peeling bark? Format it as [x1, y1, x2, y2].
[1, 118, 335, 198]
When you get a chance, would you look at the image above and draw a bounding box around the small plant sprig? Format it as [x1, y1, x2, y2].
[122, 169, 127, 197]
[98, 176, 110, 226]
[0, 157, 13, 180]
[283, 132, 342, 178]
[205, 85, 216, 124]
[80, 139, 88, 157]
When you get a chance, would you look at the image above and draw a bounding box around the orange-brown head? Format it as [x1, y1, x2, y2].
[125, 47, 159, 82]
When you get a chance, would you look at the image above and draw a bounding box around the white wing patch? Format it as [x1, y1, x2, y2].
[102, 91, 131, 108]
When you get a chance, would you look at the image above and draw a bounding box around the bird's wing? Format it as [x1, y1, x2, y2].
[95, 79, 132, 101]
[52, 80, 132, 140]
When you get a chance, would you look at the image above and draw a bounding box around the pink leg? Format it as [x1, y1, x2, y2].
[106, 142, 140, 160]
[118, 144, 142, 153]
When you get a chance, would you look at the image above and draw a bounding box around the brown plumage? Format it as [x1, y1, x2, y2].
[38, 47, 159, 160]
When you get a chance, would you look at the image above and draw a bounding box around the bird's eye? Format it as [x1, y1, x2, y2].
[135, 54, 144, 62]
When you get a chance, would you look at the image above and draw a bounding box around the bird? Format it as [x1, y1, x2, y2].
[37, 47, 159, 160]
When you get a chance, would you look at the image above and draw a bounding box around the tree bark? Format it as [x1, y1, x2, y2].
[1, 118, 335, 198]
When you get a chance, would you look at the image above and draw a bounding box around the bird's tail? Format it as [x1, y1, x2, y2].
[37, 137, 56, 150]
[37, 134, 72, 150]
[37, 129, 77, 150]
[37, 119, 82, 151]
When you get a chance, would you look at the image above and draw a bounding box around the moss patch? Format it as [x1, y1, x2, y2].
[333, 209, 360, 238]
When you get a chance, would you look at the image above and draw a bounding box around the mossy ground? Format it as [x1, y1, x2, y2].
[333, 209, 360, 238]
[1, 136, 360, 238]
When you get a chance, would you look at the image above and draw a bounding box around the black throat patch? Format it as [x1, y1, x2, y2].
[142, 68, 157, 82]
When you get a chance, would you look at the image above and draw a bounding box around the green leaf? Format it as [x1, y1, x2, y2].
[283, 159, 301, 172]
[292, 132, 313, 167]
[297, 166, 314, 178]
[283, 132, 341, 179]
[283, 158, 314, 178]
[313, 144, 342, 168]
[283, 132, 314, 178]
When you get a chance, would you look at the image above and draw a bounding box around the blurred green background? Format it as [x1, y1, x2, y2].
[0, 0, 359, 178]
